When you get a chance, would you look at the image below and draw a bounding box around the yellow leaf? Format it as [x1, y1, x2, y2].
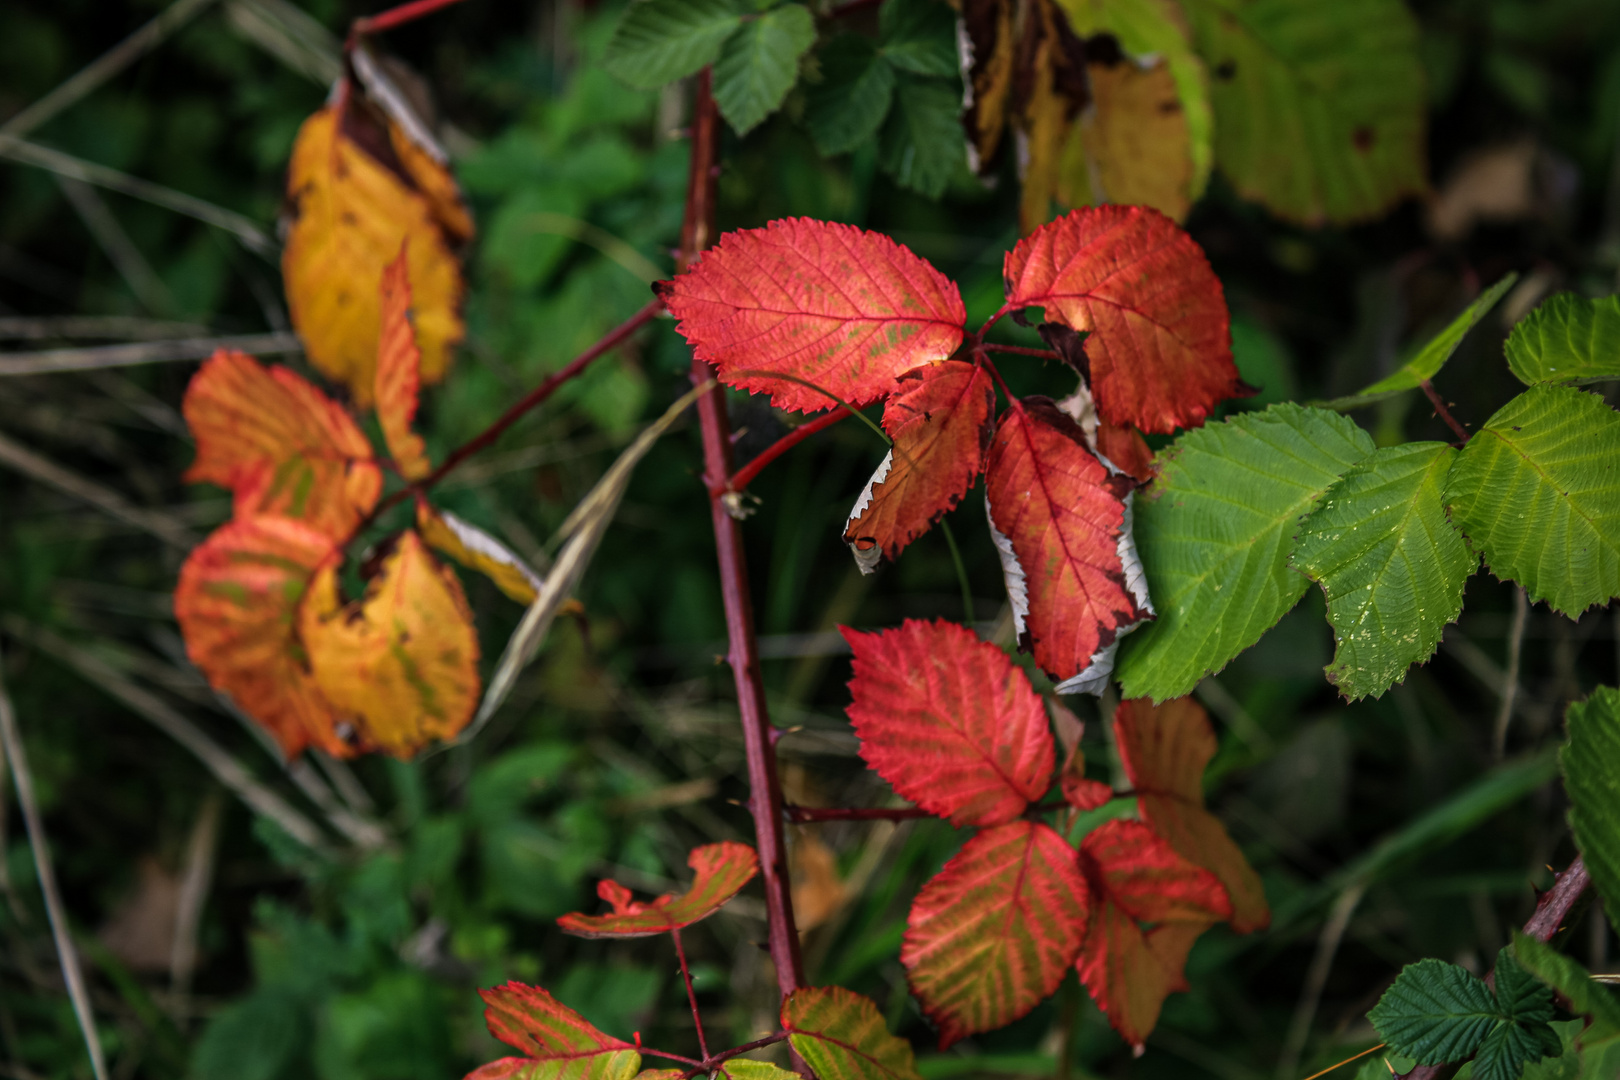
[282, 102, 469, 406]
[1017, 29, 1078, 234]
[416, 501, 543, 606]
[299, 529, 481, 758]
[963, 0, 1017, 170]
[376, 248, 433, 481]
[1062, 56, 1193, 222]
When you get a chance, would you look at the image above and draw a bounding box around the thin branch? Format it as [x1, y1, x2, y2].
[681, 1034, 792, 1079]
[352, 0, 473, 36]
[1492, 587, 1529, 760]
[714, 410, 850, 497]
[785, 805, 933, 822]
[980, 343, 1061, 359]
[0, 331, 300, 376]
[1419, 379, 1470, 444]
[672, 929, 709, 1061]
[0, 645, 110, 1080]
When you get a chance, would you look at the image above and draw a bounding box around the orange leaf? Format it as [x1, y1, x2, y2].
[985, 398, 1152, 693]
[1003, 206, 1244, 434]
[174, 516, 354, 759]
[902, 821, 1090, 1047]
[416, 501, 542, 605]
[557, 842, 759, 938]
[182, 349, 381, 540]
[781, 986, 924, 1080]
[842, 619, 1053, 827]
[469, 981, 640, 1080]
[844, 360, 995, 571]
[283, 103, 467, 406]
[298, 530, 480, 758]
[1096, 417, 1155, 485]
[658, 218, 967, 413]
[1075, 819, 1231, 1049]
[377, 247, 433, 481]
[1114, 697, 1270, 932]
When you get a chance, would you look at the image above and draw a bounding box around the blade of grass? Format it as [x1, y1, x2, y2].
[0, 331, 300, 376]
[0, 428, 195, 548]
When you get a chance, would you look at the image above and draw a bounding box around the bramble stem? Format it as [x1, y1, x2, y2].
[352, 0, 473, 37]
[681, 70, 806, 1004]
[672, 929, 709, 1061]
[640, 1048, 706, 1068]
[980, 343, 1061, 359]
[1419, 379, 1470, 443]
[679, 1034, 792, 1080]
[785, 805, 933, 822]
[973, 345, 1019, 406]
[714, 409, 851, 497]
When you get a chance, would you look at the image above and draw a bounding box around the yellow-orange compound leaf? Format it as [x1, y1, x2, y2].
[283, 103, 467, 406]
[468, 981, 640, 1080]
[175, 516, 354, 759]
[1114, 697, 1269, 933]
[557, 842, 759, 938]
[416, 501, 543, 605]
[377, 247, 433, 481]
[902, 821, 1090, 1047]
[299, 529, 480, 758]
[182, 349, 381, 540]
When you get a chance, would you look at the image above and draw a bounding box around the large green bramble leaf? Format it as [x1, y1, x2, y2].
[1562, 687, 1620, 936]
[1513, 931, 1620, 1046]
[1181, 0, 1427, 225]
[714, 3, 816, 135]
[1117, 404, 1374, 701]
[1444, 386, 1620, 617]
[879, 0, 959, 77]
[879, 77, 963, 198]
[1478, 949, 1563, 1080]
[1505, 293, 1620, 387]
[602, 0, 747, 91]
[1292, 443, 1475, 701]
[1368, 958, 1500, 1065]
[782, 987, 924, 1080]
[805, 35, 897, 155]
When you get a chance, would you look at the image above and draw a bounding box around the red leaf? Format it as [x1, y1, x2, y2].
[842, 619, 1053, 827]
[1003, 206, 1242, 434]
[781, 986, 924, 1080]
[377, 247, 433, 482]
[1096, 417, 1154, 484]
[174, 516, 354, 759]
[1049, 699, 1114, 810]
[1075, 819, 1231, 1048]
[844, 360, 995, 571]
[902, 821, 1090, 1047]
[658, 218, 967, 413]
[471, 981, 641, 1080]
[984, 399, 1151, 693]
[557, 842, 759, 938]
[1114, 697, 1269, 932]
[182, 349, 382, 539]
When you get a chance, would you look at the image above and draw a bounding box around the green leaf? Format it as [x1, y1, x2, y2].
[1562, 687, 1620, 936]
[782, 986, 925, 1080]
[878, 76, 965, 198]
[1180, 0, 1426, 225]
[1326, 274, 1519, 410]
[805, 35, 897, 155]
[1368, 958, 1499, 1065]
[603, 0, 747, 91]
[713, 3, 817, 134]
[719, 1063, 804, 1080]
[1117, 403, 1375, 701]
[879, 0, 960, 77]
[1512, 931, 1620, 1045]
[1053, 0, 1214, 195]
[1444, 386, 1620, 617]
[1505, 293, 1620, 387]
[1292, 443, 1475, 700]
[1475, 949, 1563, 1080]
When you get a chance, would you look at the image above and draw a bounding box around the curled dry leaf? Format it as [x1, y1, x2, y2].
[376, 247, 433, 481]
[469, 980, 640, 1080]
[299, 530, 480, 758]
[557, 841, 759, 938]
[844, 360, 995, 572]
[182, 349, 381, 540]
[174, 515, 352, 759]
[658, 218, 966, 413]
[842, 618, 1052, 827]
[283, 99, 469, 406]
[416, 501, 543, 606]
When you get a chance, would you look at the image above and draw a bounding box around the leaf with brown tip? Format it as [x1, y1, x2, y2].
[558, 842, 759, 938]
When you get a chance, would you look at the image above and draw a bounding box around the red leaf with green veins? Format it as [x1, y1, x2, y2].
[1075, 819, 1232, 1049]
[902, 821, 1090, 1047]
[657, 218, 967, 413]
[844, 360, 995, 571]
[470, 981, 641, 1080]
[842, 618, 1053, 827]
[984, 399, 1152, 693]
[182, 349, 381, 540]
[1114, 697, 1270, 932]
[1003, 206, 1243, 434]
[557, 842, 759, 938]
[782, 986, 925, 1080]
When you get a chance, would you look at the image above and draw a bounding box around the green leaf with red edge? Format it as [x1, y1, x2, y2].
[842, 618, 1053, 827]
[845, 360, 995, 572]
[377, 246, 433, 482]
[1002, 206, 1244, 435]
[175, 515, 351, 760]
[1114, 697, 1269, 932]
[657, 218, 966, 413]
[1076, 818, 1231, 1049]
[182, 348, 381, 540]
[782, 986, 925, 1080]
[902, 821, 1091, 1047]
[557, 841, 759, 938]
[985, 398, 1153, 695]
[469, 981, 641, 1080]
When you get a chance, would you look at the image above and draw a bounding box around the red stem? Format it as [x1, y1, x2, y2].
[352, 0, 472, 36]
[1419, 379, 1470, 444]
[671, 928, 709, 1061]
[682, 70, 806, 1003]
[679, 1034, 792, 1080]
[785, 805, 933, 822]
[713, 410, 851, 497]
[973, 345, 1019, 406]
[980, 343, 1060, 359]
